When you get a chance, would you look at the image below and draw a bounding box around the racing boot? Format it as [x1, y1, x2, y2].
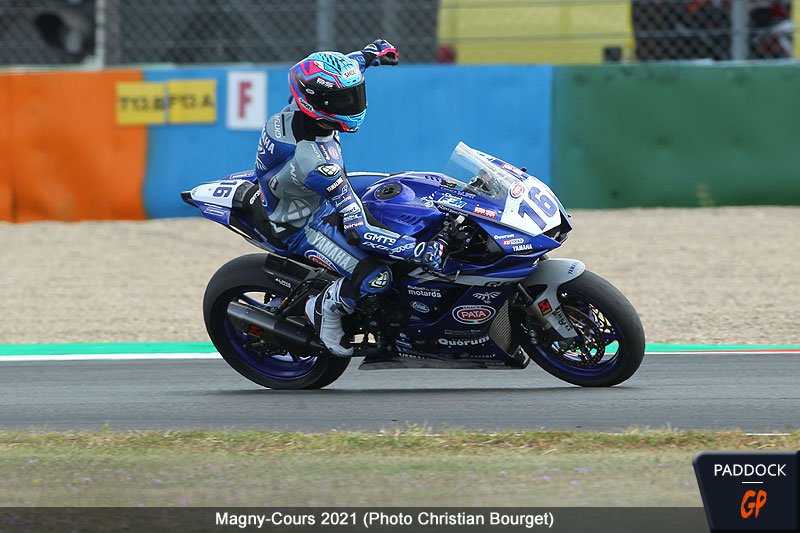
[304, 278, 354, 357]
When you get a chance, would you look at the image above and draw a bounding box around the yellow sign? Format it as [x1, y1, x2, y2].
[166, 79, 217, 124]
[115, 79, 217, 125]
[116, 82, 167, 125]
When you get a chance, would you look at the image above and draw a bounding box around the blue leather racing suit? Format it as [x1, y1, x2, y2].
[253, 56, 418, 309]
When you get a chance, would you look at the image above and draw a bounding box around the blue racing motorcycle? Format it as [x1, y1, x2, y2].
[182, 142, 645, 389]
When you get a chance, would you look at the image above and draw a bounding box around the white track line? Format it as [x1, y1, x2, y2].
[0, 350, 796, 362]
[0, 353, 221, 362]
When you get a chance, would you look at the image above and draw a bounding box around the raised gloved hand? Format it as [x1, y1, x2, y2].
[362, 39, 399, 67]
[411, 239, 446, 272]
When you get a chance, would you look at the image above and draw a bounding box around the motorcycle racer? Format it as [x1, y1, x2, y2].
[253, 39, 446, 357]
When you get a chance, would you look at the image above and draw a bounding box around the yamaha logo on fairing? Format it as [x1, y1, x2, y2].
[567, 261, 580, 275]
[452, 305, 496, 324]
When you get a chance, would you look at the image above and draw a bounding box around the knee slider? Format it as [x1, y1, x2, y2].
[359, 265, 392, 295]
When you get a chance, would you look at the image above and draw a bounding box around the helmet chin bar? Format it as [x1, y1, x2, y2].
[316, 119, 338, 130]
[318, 118, 357, 133]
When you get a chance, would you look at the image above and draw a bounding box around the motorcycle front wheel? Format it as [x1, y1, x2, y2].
[512, 269, 645, 387]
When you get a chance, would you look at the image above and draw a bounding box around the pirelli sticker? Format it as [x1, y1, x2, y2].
[116, 79, 217, 125]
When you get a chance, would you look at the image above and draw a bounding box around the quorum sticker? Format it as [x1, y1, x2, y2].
[693, 451, 798, 532]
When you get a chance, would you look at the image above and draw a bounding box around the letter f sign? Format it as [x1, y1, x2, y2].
[226, 71, 267, 130]
[238, 81, 252, 118]
[740, 489, 767, 519]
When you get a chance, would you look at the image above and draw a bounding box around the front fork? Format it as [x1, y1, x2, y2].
[518, 258, 586, 341]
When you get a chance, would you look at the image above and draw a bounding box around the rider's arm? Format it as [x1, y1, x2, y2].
[347, 39, 398, 72]
[303, 163, 418, 261]
[254, 111, 294, 181]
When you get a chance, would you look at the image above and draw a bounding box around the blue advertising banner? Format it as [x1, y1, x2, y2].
[142, 64, 552, 218]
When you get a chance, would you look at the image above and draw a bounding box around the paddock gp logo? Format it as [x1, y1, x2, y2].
[693, 451, 798, 532]
[452, 305, 496, 325]
[741, 489, 767, 519]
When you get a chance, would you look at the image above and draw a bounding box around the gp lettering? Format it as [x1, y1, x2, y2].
[740, 489, 767, 519]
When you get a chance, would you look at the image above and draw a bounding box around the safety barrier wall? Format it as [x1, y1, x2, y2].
[0, 70, 147, 222]
[0, 75, 11, 221]
[142, 64, 553, 218]
[551, 64, 800, 208]
[3, 63, 800, 221]
[0, 64, 552, 221]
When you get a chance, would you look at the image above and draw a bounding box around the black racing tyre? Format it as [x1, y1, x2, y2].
[203, 253, 350, 390]
[515, 269, 645, 387]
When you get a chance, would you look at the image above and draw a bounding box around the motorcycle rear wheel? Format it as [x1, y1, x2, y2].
[203, 254, 350, 390]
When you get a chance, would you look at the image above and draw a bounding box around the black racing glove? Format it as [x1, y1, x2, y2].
[362, 39, 399, 67]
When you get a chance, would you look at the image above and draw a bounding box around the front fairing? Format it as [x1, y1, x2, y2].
[439, 142, 571, 240]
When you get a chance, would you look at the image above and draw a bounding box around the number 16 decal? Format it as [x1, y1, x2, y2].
[518, 186, 557, 229]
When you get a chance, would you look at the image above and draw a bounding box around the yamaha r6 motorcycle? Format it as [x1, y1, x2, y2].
[182, 142, 645, 390]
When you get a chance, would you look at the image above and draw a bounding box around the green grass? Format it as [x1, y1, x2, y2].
[1, 429, 797, 507]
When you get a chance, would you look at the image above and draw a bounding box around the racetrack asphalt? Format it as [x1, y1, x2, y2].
[1, 353, 798, 433]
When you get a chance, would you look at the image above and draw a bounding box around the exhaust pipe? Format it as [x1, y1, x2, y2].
[226, 301, 327, 355]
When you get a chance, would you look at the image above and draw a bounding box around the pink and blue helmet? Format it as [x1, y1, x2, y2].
[288, 51, 367, 132]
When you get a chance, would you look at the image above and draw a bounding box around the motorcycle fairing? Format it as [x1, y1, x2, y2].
[184, 171, 257, 225]
[393, 279, 523, 365]
[439, 142, 570, 238]
[182, 171, 287, 253]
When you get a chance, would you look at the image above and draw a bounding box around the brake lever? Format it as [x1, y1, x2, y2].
[419, 265, 458, 282]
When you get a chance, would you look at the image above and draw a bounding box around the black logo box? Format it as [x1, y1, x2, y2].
[694, 451, 799, 532]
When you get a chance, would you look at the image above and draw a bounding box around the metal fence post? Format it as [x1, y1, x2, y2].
[730, 0, 749, 61]
[316, 0, 334, 51]
[384, 0, 398, 40]
[93, 0, 105, 68]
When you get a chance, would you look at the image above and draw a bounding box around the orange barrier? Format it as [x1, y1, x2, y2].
[6, 70, 147, 222]
[0, 76, 11, 221]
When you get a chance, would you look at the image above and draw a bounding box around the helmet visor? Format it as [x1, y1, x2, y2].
[305, 81, 366, 116]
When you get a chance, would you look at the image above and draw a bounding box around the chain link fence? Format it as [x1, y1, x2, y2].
[0, 0, 794, 67]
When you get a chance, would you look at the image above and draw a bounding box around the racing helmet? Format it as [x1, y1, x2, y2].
[288, 51, 367, 132]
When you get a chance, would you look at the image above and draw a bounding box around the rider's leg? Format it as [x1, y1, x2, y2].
[284, 206, 392, 357]
[305, 277, 355, 356]
[304, 259, 392, 357]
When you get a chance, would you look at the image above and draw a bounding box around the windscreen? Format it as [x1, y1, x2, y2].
[443, 142, 526, 200]
[442, 142, 564, 236]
